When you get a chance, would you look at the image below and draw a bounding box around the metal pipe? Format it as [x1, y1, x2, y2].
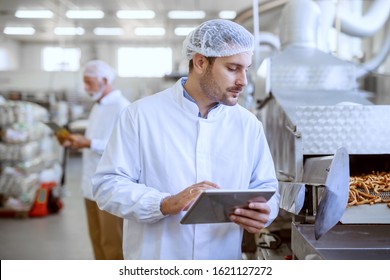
[357, 19, 390, 78]
[253, 0, 261, 69]
[235, 0, 289, 24]
[338, 0, 390, 38]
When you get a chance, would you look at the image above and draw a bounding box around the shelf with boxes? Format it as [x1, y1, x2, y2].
[0, 99, 65, 218]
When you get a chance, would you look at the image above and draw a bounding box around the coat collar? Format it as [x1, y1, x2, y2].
[173, 77, 225, 119]
[99, 89, 122, 105]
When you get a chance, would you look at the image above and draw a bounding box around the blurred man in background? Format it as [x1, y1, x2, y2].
[61, 60, 130, 259]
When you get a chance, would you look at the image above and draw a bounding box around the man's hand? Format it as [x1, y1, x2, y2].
[55, 128, 70, 145]
[160, 181, 220, 216]
[229, 202, 271, 234]
[60, 134, 91, 149]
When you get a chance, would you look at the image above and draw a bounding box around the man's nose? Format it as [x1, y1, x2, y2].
[236, 71, 247, 87]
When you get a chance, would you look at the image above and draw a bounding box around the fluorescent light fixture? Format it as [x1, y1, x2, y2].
[219, 10, 237, 19]
[54, 27, 85, 36]
[66, 10, 104, 19]
[168, 10, 205, 19]
[134, 27, 165, 36]
[4, 27, 35, 35]
[174, 27, 196, 36]
[94, 27, 124, 36]
[15, 10, 53, 18]
[116, 10, 155, 19]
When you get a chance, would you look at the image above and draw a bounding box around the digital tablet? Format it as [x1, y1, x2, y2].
[43, 122, 67, 133]
[43, 122, 70, 135]
[180, 189, 275, 224]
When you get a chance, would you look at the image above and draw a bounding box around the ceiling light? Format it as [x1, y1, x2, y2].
[66, 10, 104, 19]
[4, 27, 35, 35]
[168, 10, 205, 19]
[15, 10, 53, 19]
[134, 27, 165, 36]
[54, 27, 85, 36]
[219, 11, 237, 19]
[94, 27, 124, 36]
[116, 10, 155, 19]
[174, 27, 196, 36]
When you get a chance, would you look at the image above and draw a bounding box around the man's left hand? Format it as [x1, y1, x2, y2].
[229, 202, 270, 234]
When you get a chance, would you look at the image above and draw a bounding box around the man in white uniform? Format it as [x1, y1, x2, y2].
[62, 60, 130, 259]
[92, 19, 280, 260]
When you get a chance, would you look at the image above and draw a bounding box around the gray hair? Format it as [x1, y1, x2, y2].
[83, 60, 115, 84]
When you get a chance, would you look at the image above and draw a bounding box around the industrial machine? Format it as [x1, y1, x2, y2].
[259, 86, 390, 259]
[249, 0, 390, 260]
[255, 49, 390, 261]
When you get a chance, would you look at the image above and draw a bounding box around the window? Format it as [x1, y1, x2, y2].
[0, 48, 11, 70]
[117, 47, 172, 77]
[42, 47, 81, 71]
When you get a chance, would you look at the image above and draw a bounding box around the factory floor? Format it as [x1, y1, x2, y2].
[0, 153, 94, 260]
[0, 153, 292, 260]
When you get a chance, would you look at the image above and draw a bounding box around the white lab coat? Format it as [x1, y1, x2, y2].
[92, 78, 280, 259]
[81, 90, 130, 200]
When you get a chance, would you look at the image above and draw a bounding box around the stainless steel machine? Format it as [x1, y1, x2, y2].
[249, 0, 390, 260]
[258, 87, 390, 260]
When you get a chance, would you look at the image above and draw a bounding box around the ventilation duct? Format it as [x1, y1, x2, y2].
[279, 0, 321, 49]
[338, 0, 390, 38]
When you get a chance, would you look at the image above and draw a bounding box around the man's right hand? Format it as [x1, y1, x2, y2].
[160, 181, 220, 216]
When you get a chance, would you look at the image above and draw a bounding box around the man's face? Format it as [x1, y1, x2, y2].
[199, 51, 252, 106]
[83, 76, 102, 96]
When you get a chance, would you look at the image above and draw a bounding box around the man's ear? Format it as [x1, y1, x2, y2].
[102, 77, 109, 86]
[192, 53, 208, 74]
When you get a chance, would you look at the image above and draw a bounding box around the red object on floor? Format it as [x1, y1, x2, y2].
[29, 182, 57, 217]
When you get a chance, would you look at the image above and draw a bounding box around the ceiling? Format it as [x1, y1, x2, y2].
[0, 0, 267, 44]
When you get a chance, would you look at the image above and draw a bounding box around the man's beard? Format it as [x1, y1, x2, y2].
[199, 67, 241, 106]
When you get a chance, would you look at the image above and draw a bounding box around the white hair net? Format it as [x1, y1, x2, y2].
[83, 60, 116, 84]
[183, 19, 254, 60]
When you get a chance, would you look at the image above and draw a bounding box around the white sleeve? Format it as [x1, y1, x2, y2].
[89, 138, 105, 155]
[92, 107, 171, 223]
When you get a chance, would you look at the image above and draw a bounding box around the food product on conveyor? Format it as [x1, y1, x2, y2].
[348, 171, 390, 207]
